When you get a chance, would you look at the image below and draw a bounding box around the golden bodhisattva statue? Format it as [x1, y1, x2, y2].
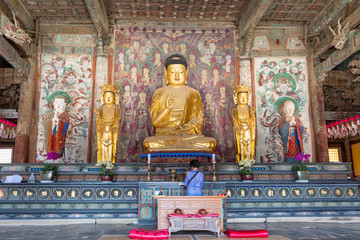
[95, 84, 121, 163]
[143, 54, 216, 152]
[232, 85, 256, 162]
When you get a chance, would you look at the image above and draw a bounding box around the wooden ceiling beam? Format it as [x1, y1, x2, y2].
[324, 111, 360, 121]
[1, 0, 34, 30]
[315, 29, 360, 77]
[308, 0, 350, 36]
[84, 0, 109, 38]
[314, 6, 360, 58]
[238, 0, 273, 39]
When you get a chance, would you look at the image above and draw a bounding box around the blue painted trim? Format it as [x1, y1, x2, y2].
[140, 152, 215, 158]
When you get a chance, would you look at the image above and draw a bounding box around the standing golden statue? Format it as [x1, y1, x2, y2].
[232, 85, 256, 162]
[143, 54, 216, 152]
[95, 84, 121, 163]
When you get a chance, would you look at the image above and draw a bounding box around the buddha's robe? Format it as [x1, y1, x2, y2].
[143, 85, 216, 152]
[44, 111, 69, 160]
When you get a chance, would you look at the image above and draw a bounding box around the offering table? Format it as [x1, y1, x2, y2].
[154, 195, 226, 234]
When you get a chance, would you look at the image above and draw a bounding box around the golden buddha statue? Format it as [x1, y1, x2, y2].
[143, 54, 216, 152]
[95, 84, 122, 163]
[232, 85, 256, 162]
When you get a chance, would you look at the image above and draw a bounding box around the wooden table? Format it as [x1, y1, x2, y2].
[154, 196, 226, 233]
[168, 216, 220, 237]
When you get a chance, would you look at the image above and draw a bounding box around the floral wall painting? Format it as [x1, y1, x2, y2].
[286, 37, 306, 50]
[36, 34, 95, 163]
[254, 57, 312, 163]
[253, 36, 271, 50]
[114, 26, 237, 162]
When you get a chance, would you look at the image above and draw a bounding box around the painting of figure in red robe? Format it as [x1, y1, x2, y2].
[278, 100, 304, 162]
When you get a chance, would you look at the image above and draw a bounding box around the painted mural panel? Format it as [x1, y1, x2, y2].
[36, 34, 95, 163]
[114, 25, 237, 162]
[254, 57, 312, 163]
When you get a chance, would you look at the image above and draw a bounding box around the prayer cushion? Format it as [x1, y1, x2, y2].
[168, 213, 219, 218]
[224, 229, 268, 238]
[129, 229, 169, 239]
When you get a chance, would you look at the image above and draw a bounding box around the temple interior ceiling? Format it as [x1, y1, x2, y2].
[19, 0, 329, 23]
[20, 0, 93, 24]
[262, 0, 328, 22]
[323, 52, 360, 113]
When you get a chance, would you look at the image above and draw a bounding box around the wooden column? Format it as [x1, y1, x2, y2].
[90, 37, 109, 163]
[14, 52, 36, 163]
[344, 137, 352, 162]
[308, 54, 329, 162]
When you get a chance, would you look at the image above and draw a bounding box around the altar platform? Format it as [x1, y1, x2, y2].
[0, 162, 359, 221]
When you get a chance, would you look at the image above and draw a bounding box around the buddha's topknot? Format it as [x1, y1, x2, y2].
[164, 53, 187, 70]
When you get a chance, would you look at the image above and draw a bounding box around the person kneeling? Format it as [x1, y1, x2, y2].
[184, 160, 204, 196]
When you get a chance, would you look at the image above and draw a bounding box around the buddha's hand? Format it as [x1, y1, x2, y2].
[289, 116, 296, 125]
[166, 94, 175, 109]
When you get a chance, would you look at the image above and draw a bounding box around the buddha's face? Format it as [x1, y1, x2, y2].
[163, 43, 168, 51]
[284, 101, 295, 116]
[139, 92, 146, 102]
[201, 69, 207, 79]
[54, 98, 66, 111]
[166, 64, 187, 87]
[104, 92, 115, 104]
[181, 44, 186, 52]
[143, 68, 149, 77]
[67, 74, 77, 85]
[213, 69, 219, 79]
[118, 52, 124, 61]
[237, 92, 248, 105]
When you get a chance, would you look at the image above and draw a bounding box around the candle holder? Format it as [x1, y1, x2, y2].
[212, 154, 217, 182]
[147, 154, 152, 182]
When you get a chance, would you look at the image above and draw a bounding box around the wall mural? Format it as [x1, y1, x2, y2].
[114, 25, 237, 162]
[36, 34, 95, 163]
[254, 57, 312, 163]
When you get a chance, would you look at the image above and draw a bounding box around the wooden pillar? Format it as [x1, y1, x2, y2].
[308, 54, 329, 162]
[344, 137, 352, 162]
[90, 37, 109, 163]
[13, 51, 36, 163]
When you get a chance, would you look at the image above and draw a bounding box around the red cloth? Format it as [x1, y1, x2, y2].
[129, 229, 169, 239]
[168, 213, 219, 218]
[224, 229, 268, 238]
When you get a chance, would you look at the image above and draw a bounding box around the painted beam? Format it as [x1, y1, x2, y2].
[314, 7, 360, 58]
[324, 111, 360, 120]
[315, 29, 360, 77]
[84, 0, 109, 37]
[308, 0, 352, 36]
[0, 35, 30, 80]
[238, 0, 273, 38]
[1, 0, 34, 30]
[0, 109, 18, 119]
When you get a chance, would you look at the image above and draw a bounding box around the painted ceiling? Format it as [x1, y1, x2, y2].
[20, 0, 329, 23]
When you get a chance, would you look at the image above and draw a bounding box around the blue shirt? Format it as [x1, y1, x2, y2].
[184, 170, 204, 196]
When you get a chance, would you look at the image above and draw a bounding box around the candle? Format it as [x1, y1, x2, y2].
[147, 154, 151, 163]
[212, 154, 215, 163]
